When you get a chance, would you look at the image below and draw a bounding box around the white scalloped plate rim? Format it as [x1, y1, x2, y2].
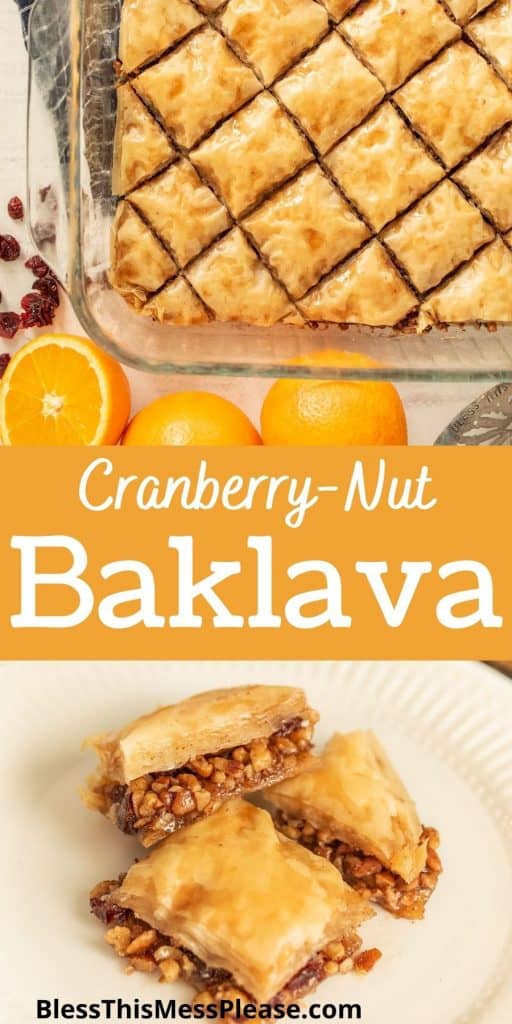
[2, 659, 512, 1024]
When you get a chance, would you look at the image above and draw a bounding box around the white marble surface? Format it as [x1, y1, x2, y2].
[0, 1, 483, 440]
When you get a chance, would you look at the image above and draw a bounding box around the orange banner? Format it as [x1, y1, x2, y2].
[0, 446, 510, 659]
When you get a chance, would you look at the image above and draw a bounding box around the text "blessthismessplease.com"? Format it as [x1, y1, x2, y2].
[36, 998, 363, 1020]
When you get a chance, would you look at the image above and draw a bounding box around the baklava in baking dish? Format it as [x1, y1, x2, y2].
[90, 800, 380, 1003]
[83, 685, 317, 846]
[110, 0, 512, 332]
[268, 731, 442, 920]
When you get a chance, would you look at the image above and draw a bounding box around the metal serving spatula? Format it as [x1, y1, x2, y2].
[435, 383, 512, 445]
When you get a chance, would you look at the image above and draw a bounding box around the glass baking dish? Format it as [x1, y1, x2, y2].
[26, 0, 512, 381]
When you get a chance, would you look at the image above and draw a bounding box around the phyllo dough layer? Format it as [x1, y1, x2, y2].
[268, 731, 442, 919]
[90, 801, 380, 1004]
[83, 685, 317, 846]
[110, 0, 512, 330]
[112, 84, 175, 196]
[419, 237, 512, 330]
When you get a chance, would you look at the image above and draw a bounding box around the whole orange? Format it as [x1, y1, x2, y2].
[261, 350, 407, 445]
[122, 391, 262, 445]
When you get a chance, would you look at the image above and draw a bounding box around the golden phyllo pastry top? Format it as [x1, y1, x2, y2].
[109, 799, 373, 1002]
[85, 684, 310, 783]
[268, 730, 428, 884]
[110, 0, 512, 330]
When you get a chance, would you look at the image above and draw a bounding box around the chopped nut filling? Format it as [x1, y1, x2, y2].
[90, 878, 380, 1009]
[94, 715, 316, 847]
[276, 816, 442, 920]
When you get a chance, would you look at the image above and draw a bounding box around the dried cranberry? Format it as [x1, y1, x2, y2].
[7, 196, 24, 220]
[115, 792, 138, 835]
[276, 955, 325, 999]
[20, 292, 55, 327]
[21, 292, 38, 312]
[25, 255, 49, 278]
[90, 895, 130, 927]
[0, 353, 11, 377]
[0, 312, 20, 339]
[33, 275, 59, 306]
[0, 235, 20, 261]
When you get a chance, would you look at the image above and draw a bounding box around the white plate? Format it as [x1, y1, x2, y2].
[2, 661, 512, 1024]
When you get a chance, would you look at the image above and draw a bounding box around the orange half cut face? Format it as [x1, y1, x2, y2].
[0, 334, 131, 446]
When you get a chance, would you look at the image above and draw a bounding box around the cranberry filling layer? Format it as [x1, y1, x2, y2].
[277, 814, 442, 920]
[95, 715, 315, 847]
[90, 879, 380, 1010]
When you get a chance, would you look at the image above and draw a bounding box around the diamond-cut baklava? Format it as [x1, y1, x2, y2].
[83, 685, 317, 846]
[268, 731, 442, 920]
[110, 0, 512, 331]
[90, 801, 380, 1004]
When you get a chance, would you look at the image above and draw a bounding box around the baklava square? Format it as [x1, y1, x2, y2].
[341, 0, 460, 92]
[455, 125, 512, 232]
[187, 229, 293, 324]
[112, 84, 175, 196]
[143, 277, 211, 325]
[134, 28, 261, 148]
[467, 0, 512, 88]
[109, 203, 177, 308]
[419, 237, 512, 329]
[220, 0, 329, 86]
[119, 0, 205, 74]
[321, 0, 359, 17]
[395, 41, 512, 168]
[191, 93, 312, 217]
[274, 33, 385, 154]
[84, 685, 317, 846]
[383, 180, 494, 293]
[90, 801, 378, 1003]
[326, 103, 444, 231]
[269, 731, 442, 920]
[130, 160, 231, 267]
[443, 0, 495, 23]
[243, 165, 369, 298]
[383, 179, 494, 291]
[298, 240, 417, 325]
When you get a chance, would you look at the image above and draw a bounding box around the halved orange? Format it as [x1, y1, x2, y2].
[0, 333, 131, 445]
